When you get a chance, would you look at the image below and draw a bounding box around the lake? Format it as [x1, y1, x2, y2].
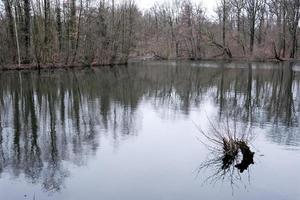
[0, 61, 299, 200]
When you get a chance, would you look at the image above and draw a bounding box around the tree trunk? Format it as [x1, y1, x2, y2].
[282, 8, 286, 58]
[249, 15, 255, 54]
[70, 0, 76, 50]
[72, 0, 83, 64]
[3, 0, 16, 62]
[56, 0, 62, 51]
[23, 0, 31, 63]
[289, 0, 300, 58]
[13, 0, 21, 67]
[222, 0, 226, 47]
[237, 9, 241, 32]
[44, 0, 50, 61]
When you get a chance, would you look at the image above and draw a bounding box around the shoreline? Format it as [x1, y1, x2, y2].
[133, 56, 300, 63]
[0, 62, 128, 72]
[1, 58, 299, 72]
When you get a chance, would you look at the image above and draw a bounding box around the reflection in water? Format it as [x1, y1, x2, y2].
[0, 61, 299, 192]
[208, 62, 300, 146]
[0, 69, 140, 192]
[196, 117, 254, 182]
[196, 118, 255, 188]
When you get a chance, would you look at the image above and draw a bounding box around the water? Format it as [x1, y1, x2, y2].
[0, 61, 299, 200]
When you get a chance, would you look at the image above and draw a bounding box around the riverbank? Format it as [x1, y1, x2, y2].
[0, 62, 128, 71]
[133, 54, 300, 62]
[1, 57, 299, 72]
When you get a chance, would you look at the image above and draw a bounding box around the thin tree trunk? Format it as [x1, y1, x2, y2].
[24, 0, 31, 63]
[72, 0, 83, 64]
[249, 16, 255, 54]
[13, 0, 21, 67]
[282, 8, 286, 57]
[56, 0, 62, 51]
[222, 0, 226, 47]
[44, 0, 50, 62]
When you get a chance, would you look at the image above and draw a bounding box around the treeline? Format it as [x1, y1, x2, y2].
[138, 0, 300, 60]
[0, 0, 138, 67]
[0, 0, 300, 67]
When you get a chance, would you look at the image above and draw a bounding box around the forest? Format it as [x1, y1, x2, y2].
[0, 0, 299, 68]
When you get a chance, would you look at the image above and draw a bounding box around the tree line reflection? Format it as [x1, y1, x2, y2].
[0, 62, 299, 191]
[0, 68, 141, 192]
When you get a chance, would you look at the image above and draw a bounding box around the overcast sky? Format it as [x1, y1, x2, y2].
[135, 0, 217, 16]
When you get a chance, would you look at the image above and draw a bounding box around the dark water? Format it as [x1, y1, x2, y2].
[0, 61, 299, 200]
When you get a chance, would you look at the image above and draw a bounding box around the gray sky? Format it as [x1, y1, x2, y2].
[136, 0, 217, 16]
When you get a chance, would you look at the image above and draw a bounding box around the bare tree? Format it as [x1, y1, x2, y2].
[55, 0, 62, 52]
[1, 0, 300, 68]
[12, 0, 21, 66]
[23, 0, 30, 63]
[230, 0, 245, 32]
[286, 0, 300, 58]
[2, 0, 16, 62]
[245, 0, 263, 54]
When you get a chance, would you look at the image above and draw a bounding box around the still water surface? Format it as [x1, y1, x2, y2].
[0, 61, 299, 200]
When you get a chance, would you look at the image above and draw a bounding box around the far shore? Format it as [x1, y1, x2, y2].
[0, 62, 128, 72]
[1, 57, 299, 72]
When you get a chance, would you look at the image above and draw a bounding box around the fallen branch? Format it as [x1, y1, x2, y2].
[273, 42, 284, 62]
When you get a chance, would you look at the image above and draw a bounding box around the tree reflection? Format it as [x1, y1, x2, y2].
[0, 69, 141, 192]
[0, 62, 299, 192]
[212, 62, 300, 146]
